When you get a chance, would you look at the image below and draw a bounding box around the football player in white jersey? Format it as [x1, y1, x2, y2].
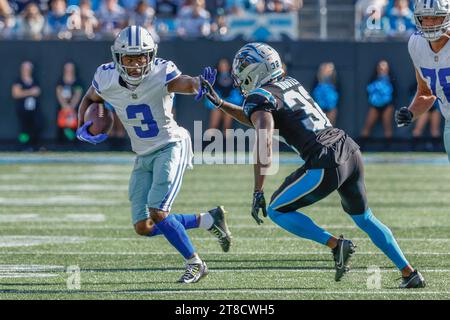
[76, 26, 232, 283]
[396, 0, 450, 161]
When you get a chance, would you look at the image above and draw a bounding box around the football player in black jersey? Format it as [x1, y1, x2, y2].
[199, 43, 425, 288]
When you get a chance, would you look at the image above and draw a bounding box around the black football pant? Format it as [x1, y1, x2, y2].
[269, 150, 368, 215]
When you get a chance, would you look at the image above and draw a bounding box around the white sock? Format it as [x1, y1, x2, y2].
[199, 212, 214, 230]
[186, 254, 202, 265]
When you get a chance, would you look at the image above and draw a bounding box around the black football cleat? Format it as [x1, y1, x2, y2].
[332, 235, 356, 282]
[208, 206, 232, 252]
[177, 261, 209, 284]
[399, 270, 426, 289]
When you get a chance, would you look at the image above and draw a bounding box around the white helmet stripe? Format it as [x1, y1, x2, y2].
[131, 25, 136, 46]
[426, 0, 435, 9]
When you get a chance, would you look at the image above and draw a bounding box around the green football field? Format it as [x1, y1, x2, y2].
[0, 152, 449, 300]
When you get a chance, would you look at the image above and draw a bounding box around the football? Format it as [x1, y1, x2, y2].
[84, 103, 114, 136]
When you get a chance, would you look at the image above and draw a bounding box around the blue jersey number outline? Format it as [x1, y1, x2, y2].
[101, 63, 115, 71]
[126, 104, 159, 138]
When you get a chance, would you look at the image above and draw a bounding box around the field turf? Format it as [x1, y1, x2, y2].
[0, 152, 449, 300]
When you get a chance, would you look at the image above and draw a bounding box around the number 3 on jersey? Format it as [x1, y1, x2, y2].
[126, 104, 159, 138]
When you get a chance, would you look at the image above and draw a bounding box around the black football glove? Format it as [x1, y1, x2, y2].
[395, 107, 413, 127]
[200, 75, 223, 108]
[251, 191, 267, 225]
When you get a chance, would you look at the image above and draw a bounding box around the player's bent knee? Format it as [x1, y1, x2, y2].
[267, 205, 281, 220]
[148, 208, 169, 223]
[134, 219, 155, 236]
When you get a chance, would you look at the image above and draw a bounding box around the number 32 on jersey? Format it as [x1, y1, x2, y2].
[283, 86, 331, 132]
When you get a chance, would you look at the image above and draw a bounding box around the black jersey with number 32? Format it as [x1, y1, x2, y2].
[243, 76, 359, 168]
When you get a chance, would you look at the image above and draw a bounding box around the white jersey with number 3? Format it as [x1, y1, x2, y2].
[408, 32, 450, 120]
[92, 58, 189, 155]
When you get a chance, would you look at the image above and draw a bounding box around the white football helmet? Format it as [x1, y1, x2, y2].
[111, 25, 158, 85]
[231, 43, 284, 96]
[414, 0, 450, 41]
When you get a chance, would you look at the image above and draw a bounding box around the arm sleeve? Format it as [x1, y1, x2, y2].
[91, 63, 115, 96]
[408, 33, 419, 71]
[92, 67, 103, 95]
[165, 60, 182, 84]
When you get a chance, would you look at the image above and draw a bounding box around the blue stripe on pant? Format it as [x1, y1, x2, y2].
[159, 138, 188, 211]
[267, 168, 333, 246]
[270, 169, 325, 211]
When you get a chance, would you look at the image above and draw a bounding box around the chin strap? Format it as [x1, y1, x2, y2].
[442, 32, 450, 40]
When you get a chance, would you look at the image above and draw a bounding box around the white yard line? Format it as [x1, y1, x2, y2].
[0, 214, 106, 223]
[0, 224, 448, 230]
[0, 174, 129, 181]
[0, 251, 448, 256]
[65, 236, 450, 242]
[0, 273, 59, 278]
[0, 185, 128, 191]
[110, 289, 450, 295]
[0, 197, 124, 206]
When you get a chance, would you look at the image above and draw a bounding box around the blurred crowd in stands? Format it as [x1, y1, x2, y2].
[0, 0, 420, 41]
[0, 0, 303, 40]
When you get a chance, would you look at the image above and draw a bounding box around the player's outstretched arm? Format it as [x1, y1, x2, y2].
[200, 76, 253, 127]
[167, 66, 217, 97]
[167, 75, 202, 95]
[397, 69, 437, 127]
[249, 110, 274, 225]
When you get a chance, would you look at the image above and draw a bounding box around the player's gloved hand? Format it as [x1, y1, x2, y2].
[395, 107, 413, 127]
[76, 120, 108, 145]
[195, 67, 217, 101]
[200, 75, 224, 108]
[251, 191, 267, 225]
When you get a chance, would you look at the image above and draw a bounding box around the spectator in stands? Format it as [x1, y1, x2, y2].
[15, 2, 44, 40]
[205, 0, 227, 17]
[43, 0, 70, 39]
[11, 61, 42, 150]
[56, 62, 83, 143]
[176, 0, 211, 38]
[361, 59, 395, 141]
[67, 0, 101, 11]
[0, 0, 15, 38]
[96, 0, 127, 38]
[385, 0, 415, 38]
[66, 0, 99, 39]
[129, 0, 159, 42]
[77, 0, 99, 39]
[210, 11, 227, 39]
[312, 62, 339, 126]
[155, 0, 180, 18]
[205, 58, 243, 137]
[120, 0, 139, 11]
[10, 0, 48, 13]
[266, 0, 302, 13]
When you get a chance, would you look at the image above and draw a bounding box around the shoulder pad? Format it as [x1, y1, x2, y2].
[243, 88, 277, 118]
[247, 88, 277, 106]
[92, 62, 116, 95]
